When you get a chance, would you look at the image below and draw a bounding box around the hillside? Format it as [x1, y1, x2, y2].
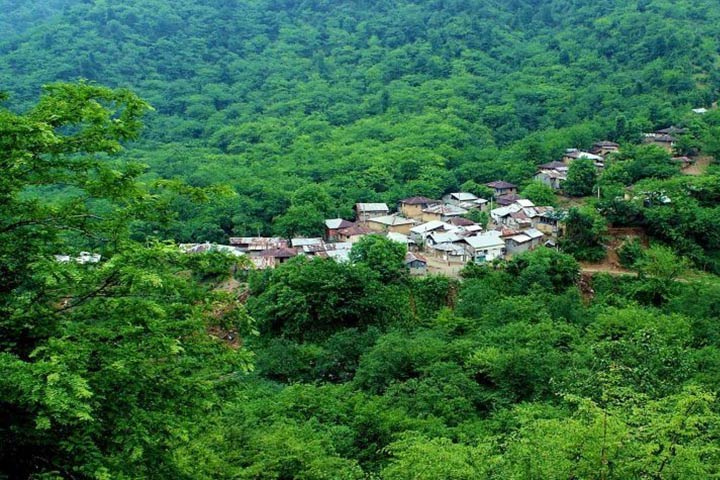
[1, 0, 719, 240]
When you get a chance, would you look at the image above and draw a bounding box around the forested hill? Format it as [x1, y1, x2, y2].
[1, 0, 719, 239]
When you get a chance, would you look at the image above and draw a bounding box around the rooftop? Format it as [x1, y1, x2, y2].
[399, 196, 439, 205]
[486, 180, 517, 189]
[355, 202, 389, 212]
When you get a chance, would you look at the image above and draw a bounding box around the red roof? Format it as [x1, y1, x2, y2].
[449, 217, 476, 227]
[338, 225, 372, 236]
[399, 196, 439, 205]
[259, 247, 298, 258]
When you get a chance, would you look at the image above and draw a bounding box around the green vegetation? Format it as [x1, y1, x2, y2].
[2, 1, 720, 478]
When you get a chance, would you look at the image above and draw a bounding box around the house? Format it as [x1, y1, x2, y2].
[229, 237, 288, 253]
[398, 196, 440, 219]
[405, 252, 428, 275]
[495, 193, 522, 206]
[534, 167, 567, 190]
[421, 204, 469, 222]
[643, 133, 676, 152]
[355, 203, 390, 223]
[462, 231, 506, 263]
[367, 215, 417, 235]
[535, 210, 562, 235]
[655, 126, 686, 135]
[291, 237, 324, 248]
[429, 242, 469, 263]
[448, 217, 476, 228]
[590, 141, 620, 157]
[562, 149, 604, 165]
[486, 181, 517, 196]
[336, 224, 373, 243]
[504, 228, 544, 255]
[443, 192, 478, 206]
[426, 230, 463, 248]
[325, 218, 355, 241]
[259, 247, 299, 267]
[409, 220, 453, 244]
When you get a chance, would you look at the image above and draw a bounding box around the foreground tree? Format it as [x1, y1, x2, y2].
[0, 83, 254, 478]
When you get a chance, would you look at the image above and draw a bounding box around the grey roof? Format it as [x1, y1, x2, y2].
[355, 203, 389, 212]
[463, 232, 505, 249]
[325, 218, 354, 230]
[368, 214, 416, 226]
[449, 192, 479, 201]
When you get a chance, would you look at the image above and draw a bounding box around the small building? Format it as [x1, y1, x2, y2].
[421, 204, 469, 223]
[443, 192, 479, 206]
[291, 237, 324, 248]
[409, 220, 453, 244]
[355, 203, 390, 223]
[495, 193, 522, 206]
[643, 133, 676, 153]
[259, 247, 299, 267]
[486, 181, 517, 196]
[429, 242, 469, 263]
[386, 231, 412, 246]
[534, 168, 567, 190]
[462, 231, 506, 263]
[325, 218, 355, 241]
[398, 197, 440, 219]
[367, 215, 417, 235]
[336, 224, 373, 243]
[505, 228, 544, 255]
[590, 141, 620, 157]
[448, 217, 476, 228]
[405, 252, 428, 275]
[229, 237, 288, 253]
[562, 149, 604, 165]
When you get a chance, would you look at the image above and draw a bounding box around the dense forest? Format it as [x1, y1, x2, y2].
[2, 0, 720, 240]
[2, 0, 720, 479]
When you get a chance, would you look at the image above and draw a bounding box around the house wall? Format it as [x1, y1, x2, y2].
[400, 204, 424, 219]
[388, 223, 414, 235]
[421, 212, 442, 223]
[472, 246, 504, 263]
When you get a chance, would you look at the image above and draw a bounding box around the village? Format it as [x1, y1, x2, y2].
[177, 122, 706, 276]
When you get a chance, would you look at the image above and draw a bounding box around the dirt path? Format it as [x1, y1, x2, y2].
[683, 156, 712, 176]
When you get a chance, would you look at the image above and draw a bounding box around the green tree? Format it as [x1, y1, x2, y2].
[560, 207, 608, 261]
[564, 158, 597, 197]
[521, 180, 558, 206]
[350, 234, 407, 283]
[0, 83, 254, 478]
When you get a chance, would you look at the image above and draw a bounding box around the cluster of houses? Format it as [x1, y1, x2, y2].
[535, 126, 699, 191]
[177, 181, 563, 275]
[534, 141, 620, 190]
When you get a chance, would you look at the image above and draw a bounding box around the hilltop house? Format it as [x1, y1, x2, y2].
[398, 196, 439, 219]
[562, 149, 604, 167]
[535, 161, 568, 190]
[486, 181, 517, 196]
[643, 133, 676, 152]
[590, 141, 620, 157]
[355, 203, 389, 223]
